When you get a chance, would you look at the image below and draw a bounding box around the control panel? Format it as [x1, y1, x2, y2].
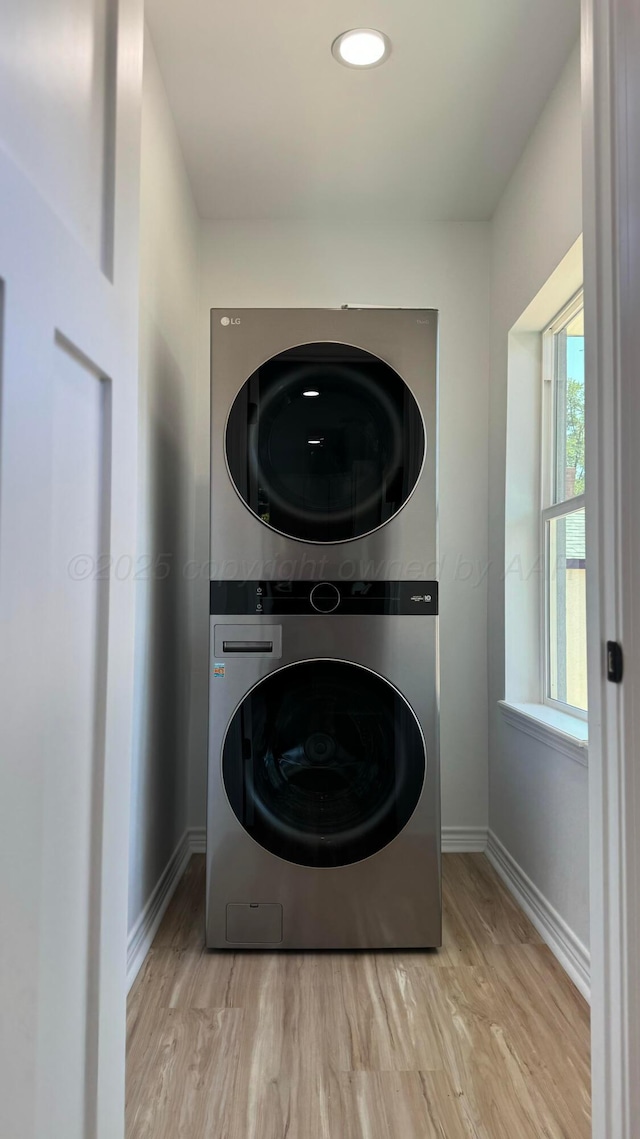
[210, 580, 438, 616]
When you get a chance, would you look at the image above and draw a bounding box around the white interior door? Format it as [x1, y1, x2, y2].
[583, 1, 640, 1136]
[0, 3, 143, 1138]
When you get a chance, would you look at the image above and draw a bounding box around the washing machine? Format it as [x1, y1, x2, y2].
[210, 307, 437, 581]
[205, 578, 440, 949]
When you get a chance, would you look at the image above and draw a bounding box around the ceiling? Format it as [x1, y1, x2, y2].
[146, 0, 580, 223]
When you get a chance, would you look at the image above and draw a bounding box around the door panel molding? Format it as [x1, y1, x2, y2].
[0, 3, 142, 1138]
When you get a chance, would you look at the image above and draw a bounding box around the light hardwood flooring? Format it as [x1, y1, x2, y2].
[126, 854, 591, 1139]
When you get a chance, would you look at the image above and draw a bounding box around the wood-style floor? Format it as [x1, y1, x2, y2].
[126, 854, 591, 1139]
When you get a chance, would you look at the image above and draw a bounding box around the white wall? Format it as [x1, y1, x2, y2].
[488, 46, 589, 947]
[129, 31, 200, 933]
[188, 220, 491, 837]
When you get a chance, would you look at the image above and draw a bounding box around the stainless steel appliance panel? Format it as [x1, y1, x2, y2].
[210, 308, 437, 579]
[206, 612, 440, 949]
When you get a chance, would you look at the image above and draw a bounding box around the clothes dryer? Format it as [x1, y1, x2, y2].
[210, 308, 437, 581]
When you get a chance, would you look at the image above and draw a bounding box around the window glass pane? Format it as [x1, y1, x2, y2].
[547, 506, 588, 712]
[553, 308, 585, 504]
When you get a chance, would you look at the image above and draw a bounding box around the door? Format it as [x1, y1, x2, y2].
[0, 4, 143, 1139]
[222, 659, 426, 867]
[225, 341, 426, 543]
[583, 1, 640, 1135]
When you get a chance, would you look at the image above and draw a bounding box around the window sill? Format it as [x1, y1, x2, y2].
[498, 700, 588, 767]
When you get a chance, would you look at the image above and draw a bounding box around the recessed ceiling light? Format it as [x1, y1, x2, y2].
[303, 390, 320, 397]
[332, 29, 391, 70]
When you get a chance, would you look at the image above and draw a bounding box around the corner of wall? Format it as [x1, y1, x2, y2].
[129, 21, 205, 942]
[486, 38, 589, 971]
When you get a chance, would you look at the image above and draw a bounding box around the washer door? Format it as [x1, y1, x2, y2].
[222, 660, 426, 868]
[225, 342, 425, 543]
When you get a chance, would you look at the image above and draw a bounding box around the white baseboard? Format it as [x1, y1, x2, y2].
[189, 825, 206, 854]
[127, 826, 588, 1003]
[441, 826, 488, 853]
[127, 827, 204, 991]
[486, 830, 590, 1002]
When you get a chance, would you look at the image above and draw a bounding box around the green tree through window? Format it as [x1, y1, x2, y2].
[566, 375, 585, 495]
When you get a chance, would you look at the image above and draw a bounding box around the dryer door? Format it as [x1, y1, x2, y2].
[222, 659, 426, 868]
[225, 342, 425, 544]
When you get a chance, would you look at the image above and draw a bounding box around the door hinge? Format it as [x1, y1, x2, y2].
[607, 641, 624, 683]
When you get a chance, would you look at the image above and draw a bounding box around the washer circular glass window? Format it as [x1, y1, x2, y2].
[222, 660, 426, 868]
[225, 342, 425, 543]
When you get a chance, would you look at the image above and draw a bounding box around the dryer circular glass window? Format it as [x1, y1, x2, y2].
[222, 659, 426, 868]
[225, 342, 425, 543]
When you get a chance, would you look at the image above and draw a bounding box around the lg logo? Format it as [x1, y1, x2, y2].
[220, 316, 241, 326]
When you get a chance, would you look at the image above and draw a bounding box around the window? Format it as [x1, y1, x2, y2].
[542, 293, 587, 717]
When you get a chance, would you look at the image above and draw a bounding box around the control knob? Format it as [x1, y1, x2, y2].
[310, 582, 340, 614]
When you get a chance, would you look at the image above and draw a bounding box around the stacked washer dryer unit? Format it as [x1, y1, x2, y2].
[207, 308, 440, 949]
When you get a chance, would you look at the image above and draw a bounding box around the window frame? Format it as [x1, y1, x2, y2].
[540, 289, 587, 722]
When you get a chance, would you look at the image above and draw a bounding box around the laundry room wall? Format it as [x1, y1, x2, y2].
[189, 220, 491, 847]
[128, 28, 201, 972]
[487, 46, 589, 976]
